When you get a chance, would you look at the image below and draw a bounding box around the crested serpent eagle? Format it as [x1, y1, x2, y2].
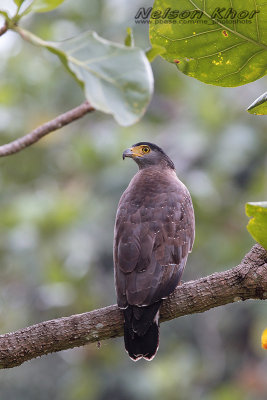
[113, 142, 195, 361]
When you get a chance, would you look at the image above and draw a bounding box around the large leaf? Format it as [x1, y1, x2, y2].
[44, 31, 153, 126]
[150, 0, 267, 87]
[146, 44, 166, 62]
[247, 92, 267, 115]
[23, 0, 66, 14]
[246, 202, 267, 250]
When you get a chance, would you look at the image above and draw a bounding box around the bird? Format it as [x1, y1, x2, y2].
[113, 142, 195, 361]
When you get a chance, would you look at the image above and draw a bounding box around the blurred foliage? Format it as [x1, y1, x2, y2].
[0, 0, 266, 399]
[22, 0, 67, 14]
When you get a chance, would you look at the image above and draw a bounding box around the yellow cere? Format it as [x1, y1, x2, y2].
[261, 328, 267, 349]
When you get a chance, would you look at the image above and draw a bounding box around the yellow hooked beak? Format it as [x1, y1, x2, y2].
[122, 146, 144, 159]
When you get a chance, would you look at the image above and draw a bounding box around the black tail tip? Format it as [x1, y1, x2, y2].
[124, 321, 159, 361]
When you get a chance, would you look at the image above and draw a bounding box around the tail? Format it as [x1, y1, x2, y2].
[123, 301, 162, 361]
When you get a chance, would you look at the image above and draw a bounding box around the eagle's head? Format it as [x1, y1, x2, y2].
[122, 142, 175, 170]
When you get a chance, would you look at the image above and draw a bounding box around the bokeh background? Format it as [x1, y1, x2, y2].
[0, 1, 266, 399]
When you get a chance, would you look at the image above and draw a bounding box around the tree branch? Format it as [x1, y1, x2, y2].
[0, 244, 266, 369]
[0, 101, 95, 157]
[0, 22, 8, 36]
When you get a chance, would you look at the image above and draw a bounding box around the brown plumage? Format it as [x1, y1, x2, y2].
[113, 142, 195, 361]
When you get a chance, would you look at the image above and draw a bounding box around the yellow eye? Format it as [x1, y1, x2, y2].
[142, 146, 150, 154]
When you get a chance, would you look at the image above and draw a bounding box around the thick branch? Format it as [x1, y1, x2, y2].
[0, 244, 266, 369]
[0, 101, 95, 157]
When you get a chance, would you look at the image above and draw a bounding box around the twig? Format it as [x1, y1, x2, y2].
[0, 22, 8, 36]
[0, 244, 266, 369]
[0, 101, 95, 157]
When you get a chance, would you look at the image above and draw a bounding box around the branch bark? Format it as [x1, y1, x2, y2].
[0, 244, 266, 369]
[0, 101, 95, 157]
[0, 22, 8, 36]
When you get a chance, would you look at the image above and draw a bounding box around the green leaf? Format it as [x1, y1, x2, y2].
[150, 0, 267, 87]
[247, 92, 267, 115]
[14, 0, 26, 6]
[0, 10, 10, 19]
[146, 44, 166, 62]
[23, 0, 65, 14]
[45, 31, 153, 126]
[124, 27, 134, 47]
[246, 202, 267, 250]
